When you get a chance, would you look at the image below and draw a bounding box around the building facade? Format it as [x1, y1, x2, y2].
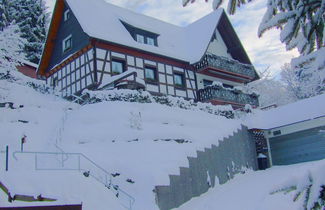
[38, 0, 259, 108]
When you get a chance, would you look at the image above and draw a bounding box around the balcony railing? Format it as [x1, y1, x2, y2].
[197, 85, 259, 107]
[193, 53, 257, 79]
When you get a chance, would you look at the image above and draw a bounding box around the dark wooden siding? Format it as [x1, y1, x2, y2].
[48, 2, 90, 71]
[270, 125, 325, 165]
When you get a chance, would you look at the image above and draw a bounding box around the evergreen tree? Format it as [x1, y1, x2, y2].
[8, 0, 49, 64]
[183, 0, 324, 55]
[0, 0, 10, 30]
[0, 23, 26, 72]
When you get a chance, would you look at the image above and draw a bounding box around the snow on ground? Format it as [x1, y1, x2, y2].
[60, 101, 242, 210]
[0, 72, 242, 210]
[2, 71, 324, 210]
[177, 159, 325, 210]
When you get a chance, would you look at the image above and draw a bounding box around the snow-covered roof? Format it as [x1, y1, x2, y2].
[247, 93, 325, 130]
[65, 0, 223, 64]
[20, 59, 38, 68]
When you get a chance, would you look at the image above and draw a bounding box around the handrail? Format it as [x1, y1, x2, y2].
[13, 151, 135, 210]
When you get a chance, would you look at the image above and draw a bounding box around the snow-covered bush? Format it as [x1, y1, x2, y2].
[84, 89, 236, 119]
[129, 111, 142, 130]
[271, 165, 325, 210]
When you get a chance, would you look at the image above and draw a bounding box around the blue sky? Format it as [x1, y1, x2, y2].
[45, 0, 298, 77]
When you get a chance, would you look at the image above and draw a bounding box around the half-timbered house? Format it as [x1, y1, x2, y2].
[37, 0, 260, 108]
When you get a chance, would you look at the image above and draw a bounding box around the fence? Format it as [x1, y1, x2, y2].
[13, 151, 135, 210]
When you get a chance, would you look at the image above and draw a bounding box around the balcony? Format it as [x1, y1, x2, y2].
[197, 85, 259, 108]
[193, 53, 257, 80]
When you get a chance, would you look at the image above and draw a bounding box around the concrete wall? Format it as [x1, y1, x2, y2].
[154, 125, 257, 210]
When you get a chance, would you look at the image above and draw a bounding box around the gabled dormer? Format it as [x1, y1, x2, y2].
[121, 20, 159, 47]
[193, 11, 259, 85]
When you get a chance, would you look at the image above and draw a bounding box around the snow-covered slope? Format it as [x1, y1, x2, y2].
[177, 159, 325, 210]
[0, 72, 242, 210]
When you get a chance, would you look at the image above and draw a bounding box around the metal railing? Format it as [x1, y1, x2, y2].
[193, 53, 257, 79]
[197, 85, 259, 107]
[13, 151, 135, 210]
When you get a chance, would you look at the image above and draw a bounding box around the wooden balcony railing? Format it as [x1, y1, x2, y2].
[193, 53, 257, 79]
[197, 85, 259, 107]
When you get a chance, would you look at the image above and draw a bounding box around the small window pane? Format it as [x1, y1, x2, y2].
[174, 73, 184, 86]
[112, 60, 124, 74]
[136, 34, 145, 44]
[145, 67, 156, 80]
[64, 10, 70, 21]
[63, 35, 72, 52]
[147, 37, 155, 46]
[203, 79, 213, 87]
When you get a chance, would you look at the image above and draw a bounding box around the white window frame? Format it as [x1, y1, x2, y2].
[62, 34, 72, 53]
[136, 34, 145, 44]
[147, 37, 155, 46]
[64, 9, 70, 21]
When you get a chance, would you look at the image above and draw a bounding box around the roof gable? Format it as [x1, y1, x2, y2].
[38, 0, 253, 75]
[64, 0, 224, 63]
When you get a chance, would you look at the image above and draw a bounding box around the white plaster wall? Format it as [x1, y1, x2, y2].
[127, 55, 135, 66]
[147, 84, 159, 92]
[264, 117, 325, 138]
[111, 52, 125, 59]
[176, 89, 187, 97]
[207, 30, 232, 59]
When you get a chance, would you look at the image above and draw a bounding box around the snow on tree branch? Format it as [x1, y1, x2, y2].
[0, 23, 26, 72]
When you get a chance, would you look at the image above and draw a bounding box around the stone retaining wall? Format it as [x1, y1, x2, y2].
[154, 125, 257, 210]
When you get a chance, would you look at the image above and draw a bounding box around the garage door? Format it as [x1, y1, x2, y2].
[269, 126, 325, 165]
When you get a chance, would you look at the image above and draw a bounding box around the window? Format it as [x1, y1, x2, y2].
[223, 83, 234, 89]
[136, 34, 145, 44]
[64, 9, 70, 21]
[174, 73, 185, 88]
[203, 79, 213, 87]
[147, 37, 155, 46]
[273, 130, 281, 136]
[120, 21, 159, 47]
[145, 67, 157, 81]
[111, 59, 125, 74]
[52, 77, 58, 88]
[62, 35, 72, 53]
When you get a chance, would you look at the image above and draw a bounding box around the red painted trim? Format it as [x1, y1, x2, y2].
[16, 65, 37, 79]
[208, 99, 257, 109]
[198, 66, 253, 81]
[0, 204, 82, 210]
[38, 0, 65, 76]
[198, 69, 247, 83]
[47, 44, 93, 77]
[93, 39, 193, 70]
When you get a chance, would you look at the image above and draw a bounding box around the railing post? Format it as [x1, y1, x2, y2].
[78, 155, 81, 171]
[35, 153, 37, 170]
[5, 145, 9, 171]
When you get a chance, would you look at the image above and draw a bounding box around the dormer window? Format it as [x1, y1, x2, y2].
[147, 37, 155, 46]
[120, 20, 159, 47]
[64, 9, 70, 21]
[136, 34, 145, 44]
[62, 35, 72, 53]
